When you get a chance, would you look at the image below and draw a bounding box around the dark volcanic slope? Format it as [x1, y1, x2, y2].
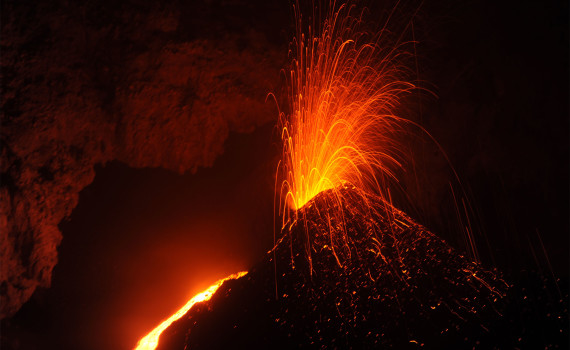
[155, 186, 568, 349]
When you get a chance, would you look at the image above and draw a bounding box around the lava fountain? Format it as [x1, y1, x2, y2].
[278, 2, 414, 212]
[276, 2, 417, 269]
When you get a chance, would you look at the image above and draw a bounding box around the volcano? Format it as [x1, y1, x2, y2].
[2, 0, 568, 349]
[143, 186, 566, 349]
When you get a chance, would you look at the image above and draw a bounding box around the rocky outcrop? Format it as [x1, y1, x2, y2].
[0, 0, 286, 318]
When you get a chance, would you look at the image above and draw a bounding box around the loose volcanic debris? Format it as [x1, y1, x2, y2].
[154, 186, 568, 349]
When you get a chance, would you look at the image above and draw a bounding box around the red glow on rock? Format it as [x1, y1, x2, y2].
[135, 271, 247, 350]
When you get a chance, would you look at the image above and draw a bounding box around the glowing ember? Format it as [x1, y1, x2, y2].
[135, 271, 247, 350]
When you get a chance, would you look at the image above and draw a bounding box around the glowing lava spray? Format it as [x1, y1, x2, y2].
[276, 1, 417, 265]
[278, 2, 414, 215]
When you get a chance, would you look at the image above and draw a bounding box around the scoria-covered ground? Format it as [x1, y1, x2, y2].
[154, 186, 568, 349]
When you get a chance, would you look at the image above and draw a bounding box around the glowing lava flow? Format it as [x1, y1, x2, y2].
[135, 271, 248, 350]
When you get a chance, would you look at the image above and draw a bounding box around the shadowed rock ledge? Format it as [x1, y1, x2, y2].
[0, 0, 287, 318]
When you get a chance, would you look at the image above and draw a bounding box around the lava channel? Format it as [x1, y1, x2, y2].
[135, 271, 248, 350]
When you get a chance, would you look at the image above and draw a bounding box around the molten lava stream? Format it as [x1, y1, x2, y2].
[135, 271, 248, 350]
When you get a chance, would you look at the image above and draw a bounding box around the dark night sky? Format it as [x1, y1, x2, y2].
[2, 0, 568, 349]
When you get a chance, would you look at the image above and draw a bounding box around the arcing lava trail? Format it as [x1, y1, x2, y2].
[275, 2, 420, 277]
[278, 3, 413, 214]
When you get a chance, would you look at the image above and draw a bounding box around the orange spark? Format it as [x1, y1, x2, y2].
[135, 271, 247, 350]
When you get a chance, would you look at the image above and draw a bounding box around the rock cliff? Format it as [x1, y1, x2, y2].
[1, 0, 286, 318]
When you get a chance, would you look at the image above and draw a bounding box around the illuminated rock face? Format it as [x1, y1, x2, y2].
[0, 0, 285, 318]
[153, 187, 566, 349]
